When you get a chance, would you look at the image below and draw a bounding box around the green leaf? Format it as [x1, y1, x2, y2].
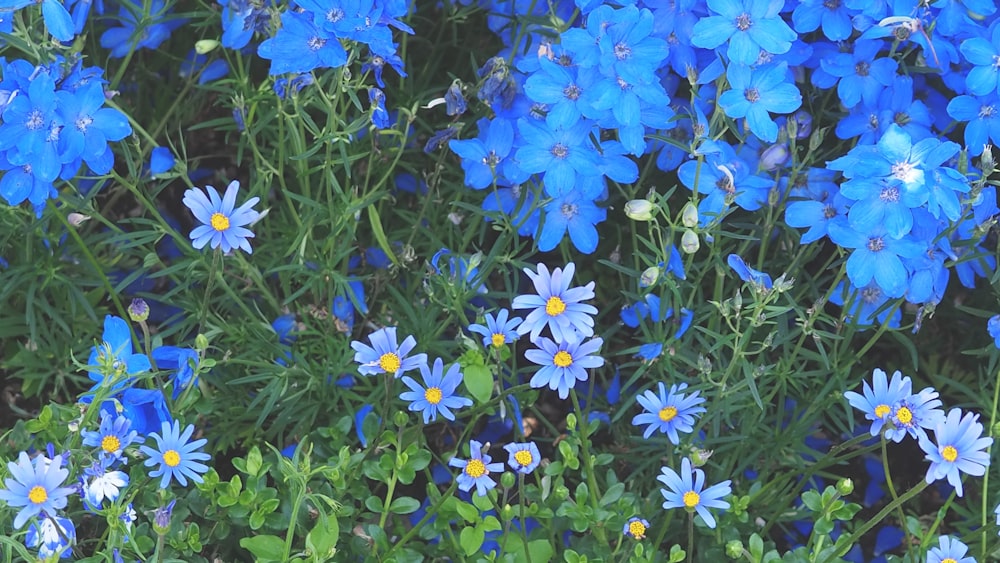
[463, 364, 493, 404]
[598, 483, 624, 506]
[239, 535, 286, 562]
[455, 501, 480, 523]
[364, 496, 383, 513]
[459, 526, 485, 556]
[306, 519, 339, 561]
[247, 446, 263, 476]
[389, 496, 420, 514]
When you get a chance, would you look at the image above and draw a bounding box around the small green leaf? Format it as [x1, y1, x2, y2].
[389, 496, 420, 515]
[239, 535, 285, 562]
[463, 364, 493, 404]
[598, 483, 625, 506]
[459, 526, 485, 556]
[306, 518, 340, 561]
[364, 496, 383, 513]
[455, 501, 480, 523]
[247, 446, 263, 476]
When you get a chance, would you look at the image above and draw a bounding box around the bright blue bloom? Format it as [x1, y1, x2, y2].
[718, 63, 801, 143]
[989, 315, 1000, 348]
[0, 452, 74, 529]
[449, 118, 522, 189]
[81, 410, 139, 463]
[368, 87, 390, 129]
[448, 440, 504, 496]
[149, 147, 175, 175]
[399, 358, 473, 423]
[515, 119, 600, 196]
[961, 25, 1000, 96]
[25, 516, 75, 560]
[927, 536, 975, 563]
[820, 40, 897, 108]
[363, 49, 407, 89]
[844, 368, 911, 437]
[182, 180, 261, 254]
[791, 0, 853, 40]
[918, 408, 992, 497]
[727, 254, 772, 289]
[524, 336, 605, 399]
[257, 10, 348, 75]
[947, 93, 1000, 156]
[691, 0, 797, 66]
[885, 387, 944, 443]
[105, 388, 172, 436]
[523, 57, 592, 130]
[631, 382, 706, 443]
[623, 516, 650, 540]
[582, 72, 673, 156]
[784, 169, 847, 244]
[538, 190, 607, 254]
[469, 309, 522, 348]
[351, 326, 427, 378]
[100, 0, 185, 58]
[0, 0, 74, 41]
[677, 145, 771, 222]
[512, 262, 597, 342]
[503, 442, 541, 474]
[827, 223, 922, 298]
[0, 73, 58, 166]
[151, 346, 200, 400]
[86, 315, 151, 392]
[597, 6, 668, 83]
[139, 420, 211, 489]
[658, 457, 731, 529]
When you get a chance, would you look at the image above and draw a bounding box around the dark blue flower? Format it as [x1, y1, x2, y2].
[961, 24, 1000, 96]
[516, 119, 600, 196]
[100, 0, 186, 58]
[947, 93, 1000, 156]
[727, 254, 773, 289]
[538, 190, 606, 254]
[257, 10, 347, 75]
[791, 0, 853, 40]
[820, 40, 897, 108]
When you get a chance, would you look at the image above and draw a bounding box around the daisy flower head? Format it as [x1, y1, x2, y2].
[82, 461, 129, 507]
[182, 180, 261, 254]
[885, 386, 944, 443]
[918, 408, 992, 497]
[468, 309, 522, 348]
[658, 457, 732, 529]
[399, 357, 473, 423]
[927, 535, 975, 563]
[25, 516, 75, 560]
[503, 442, 541, 474]
[512, 262, 597, 342]
[351, 326, 427, 378]
[843, 368, 910, 437]
[448, 440, 504, 496]
[81, 409, 139, 462]
[139, 420, 212, 489]
[623, 516, 650, 540]
[631, 382, 706, 443]
[524, 336, 605, 399]
[0, 451, 75, 529]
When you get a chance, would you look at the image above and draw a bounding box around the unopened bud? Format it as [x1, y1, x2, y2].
[793, 110, 812, 139]
[393, 411, 409, 428]
[982, 145, 995, 175]
[681, 201, 699, 228]
[554, 485, 570, 500]
[195, 39, 220, 55]
[625, 199, 655, 221]
[127, 298, 149, 322]
[500, 472, 515, 489]
[67, 213, 91, 227]
[640, 266, 659, 288]
[153, 500, 176, 535]
[195, 333, 209, 351]
[725, 540, 743, 559]
[760, 143, 789, 171]
[680, 229, 700, 254]
[836, 478, 854, 495]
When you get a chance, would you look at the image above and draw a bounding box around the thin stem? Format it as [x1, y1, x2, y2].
[879, 436, 912, 556]
[686, 511, 694, 563]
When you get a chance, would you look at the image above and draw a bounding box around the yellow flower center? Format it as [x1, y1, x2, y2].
[28, 486, 48, 504]
[210, 212, 230, 232]
[101, 435, 122, 453]
[942, 559, 957, 563]
[378, 352, 401, 373]
[465, 459, 487, 478]
[553, 351, 573, 368]
[425, 387, 443, 405]
[874, 404, 891, 418]
[627, 520, 647, 539]
[163, 450, 181, 467]
[895, 406, 912, 424]
[545, 296, 566, 316]
[491, 333, 506, 347]
[941, 445, 958, 462]
[683, 491, 700, 508]
[658, 406, 678, 422]
[514, 450, 534, 467]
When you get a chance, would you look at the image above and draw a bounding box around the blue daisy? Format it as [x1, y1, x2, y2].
[918, 408, 992, 497]
[512, 262, 598, 342]
[448, 440, 504, 496]
[631, 382, 706, 443]
[0, 452, 75, 529]
[525, 336, 605, 399]
[843, 368, 911, 437]
[468, 309, 522, 348]
[658, 457, 732, 529]
[182, 180, 261, 254]
[139, 420, 211, 489]
[351, 326, 427, 378]
[623, 517, 650, 540]
[399, 358, 473, 423]
[927, 536, 975, 563]
[503, 442, 541, 474]
[885, 386, 944, 443]
[81, 409, 139, 463]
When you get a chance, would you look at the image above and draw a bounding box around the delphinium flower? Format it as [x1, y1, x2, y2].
[727, 254, 773, 290]
[623, 516, 650, 540]
[256, 10, 347, 74]
[503, 442, 541, 474]
[468, 309, 522, 348]
[844, 368, 911, 437]
[961, 24, 1000, 96]
[0, 0, 74, 41]
[820, 40, 898, 109]
[790, 0, 853, 41]
[537, 189, 608, 254]
[399, 358, 473, 423]
[525, 336, 605, 399]
[514, 119, 601, 196]
[918, 408, 992, 497]
[690, 0, 796, 65]
[0, 452, 74, 529]
[25, 516, 75, 560]
[658, 457, 732, 529]
[884, 386, 944, 443]
[512, 262, 597, 342]
[989, 315, 1000, 348]
[926, 536, 975, 563]
[182, 180, 261, 254]
[100, 0, 186, 58]
[718, 62, 802, 143]
[631, 382, 706, 443]
[826, 223, 923, 298]
[151, 346, 200, 399]
[351, 326, 427, 378]
[448, 440, 505, 496]
[677, 144, 772, 223]
[449, 118, 522, 189]
[81, 410, 139, 463]
[85, 315, 151, 393]
[139, 420, 212, 489]
[946, 93, 1000, 156]
[830, 281, 902, 329]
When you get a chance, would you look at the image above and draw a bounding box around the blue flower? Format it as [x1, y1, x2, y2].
[657, 457, 731, 529]
[524, 336, 604, 399]
[885, 387, 944, 443]
[631, 382, 706, 443]
[989, 315, 1000, 348]
[691, 0, 797, 66]
[449, 118, 522, 189]
[946, 93, 1000, 156]
[512, 262, 597, 342]
[85, 315, 152, 392]
[726, 254, 773, 290]
[791, 0, 852, 40]
[820, 40, 897, 108]
[351, 326, 427, 378]
[139, 420, 211, 489]
[827, 223, 923, 298]
[368, 87, 391, 129]
[0, 73, 58, 165]
[678, 144, 772, 222]
[927, 536, 975, 563]
[182, 180, 261, 254]
[844, 368, 910, 438]
[257, 10, 347, 75]
[597, 6, 668, 83]
[961, 25, 1000, 96]
[81, 410, 139, 463]
[515, 119, 600, 196]
[918, 408, 992, 497]
[82, 461, 129, 506]
[25, 516, 75, 560]
[538, 190, 607, 254]
[0, 0, 74, 41]
[448, 440, 505, 496]
[0, 452, 74, 529]
[503, 442, 541, 474]
[469, 309, 522, 348]
[399, 358, 473, 423]
[105, 388, 172, 436]
[99, 0, 185, 57]
[718, 63, 801, 143]
[151, 346, 200, 400]
[623, 516, 650, 539]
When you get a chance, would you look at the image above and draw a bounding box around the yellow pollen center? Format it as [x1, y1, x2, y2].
[163, 450, 181, 467]
[942, 445, 958, 462]
[895, 406, 912, 424]
[874, 404, 891, 418]
[101, 435, 122, 453]
[465, 459, 487, 478]
[545, 296, 567, 316]
[491, 333, 506, 347]
[683, 491, 700, 508]
[553, 351, 573, 368]
[378, 352, 401, 373]
[514, 450, 534, 466]
[942, 559, 957, 563]
[659, 406, 678, 422]
[209, 212, 230, 232]
[628, 520, 647, 539]
[425, 387, 443, 405]
[28, 486, 48, 504]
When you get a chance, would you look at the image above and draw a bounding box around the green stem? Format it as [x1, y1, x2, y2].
[879, 436, 912, 556]
[686, 511, 694, 563]
[570, 389, 608, 545]
[982, 366, 1000, 560]
[384, 481, 460, 559]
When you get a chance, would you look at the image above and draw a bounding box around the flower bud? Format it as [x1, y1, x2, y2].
[639, 266, 659, 288]
[680, 229, 699, 254]
[681, 201, 699, 228]
[195, 333, 209, 351]
[760, 143, 789, 171]
[836, 478, 854, 495]
[726, 540, 744, 559]
[690, 449, 713, 466]
[127, 298, 149, 323]
[195, 39, 220, 55]
[793, 110, 812, 139]
[554, 485, 570, 500]
[153, 500, 176, 535]
[393, 411, 409, 428]
[500, 471, 516, 489]
[982, 144, 995, 176]
[67, 213, 91, 227]
[624, 199, 655, 221]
